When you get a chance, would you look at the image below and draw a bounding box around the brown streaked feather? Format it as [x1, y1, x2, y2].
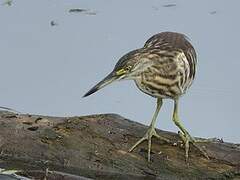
[144, 32, 193, 52]
[144, 32, 197, 84]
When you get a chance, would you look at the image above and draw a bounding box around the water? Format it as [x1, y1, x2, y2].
[0, 0, 239, 143]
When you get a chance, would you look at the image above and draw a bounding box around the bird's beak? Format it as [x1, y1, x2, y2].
[83, 70, 124, 98]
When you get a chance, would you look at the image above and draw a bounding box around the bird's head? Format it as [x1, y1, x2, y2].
[83, 49, 145, 97]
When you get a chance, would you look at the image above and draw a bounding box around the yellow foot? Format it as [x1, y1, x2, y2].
[128, 127, 170, 162]
[178, 131, 211, 162]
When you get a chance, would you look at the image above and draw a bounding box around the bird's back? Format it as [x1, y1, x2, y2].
[135, 32, 197, 99]
[144, 32, 193, 53]
[145, 32, 196, 84]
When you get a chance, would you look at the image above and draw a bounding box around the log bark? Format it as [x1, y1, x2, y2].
[0, 111, 239, 179]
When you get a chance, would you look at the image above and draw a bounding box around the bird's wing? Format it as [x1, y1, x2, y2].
[144, 32, 196, 60]
[144, 32, 191, 51]
[144, 32, 197, 80]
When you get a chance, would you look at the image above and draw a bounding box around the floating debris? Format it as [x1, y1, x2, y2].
[1, 0, 12, 6]
[162, 4, 177, 8]
[209, 11, 217, 15]
[50, 20, 58, 26]
[68, 8, 97, 15]
[69, 8, 87, 13]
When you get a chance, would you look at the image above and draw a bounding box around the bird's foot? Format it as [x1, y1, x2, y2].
[178, 131, 210, 162]
[128, 126, 170, 162]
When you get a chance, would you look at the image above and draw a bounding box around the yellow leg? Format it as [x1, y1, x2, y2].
[172, 98, 209, 161]
[129, 98, 170, 162]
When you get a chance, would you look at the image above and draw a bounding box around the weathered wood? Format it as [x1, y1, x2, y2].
[0, 111, 239, 179]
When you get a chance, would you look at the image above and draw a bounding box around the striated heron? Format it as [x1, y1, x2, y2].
[83, 32, 209, 162]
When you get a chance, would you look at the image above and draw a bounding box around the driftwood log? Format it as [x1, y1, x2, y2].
[0, 111, 239, 179]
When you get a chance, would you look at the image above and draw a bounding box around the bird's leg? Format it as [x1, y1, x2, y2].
[129, 98, 170, 162]
[172, 98, 209, 162]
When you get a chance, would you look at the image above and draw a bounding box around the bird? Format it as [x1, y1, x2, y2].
[83, 32, 209, 162]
